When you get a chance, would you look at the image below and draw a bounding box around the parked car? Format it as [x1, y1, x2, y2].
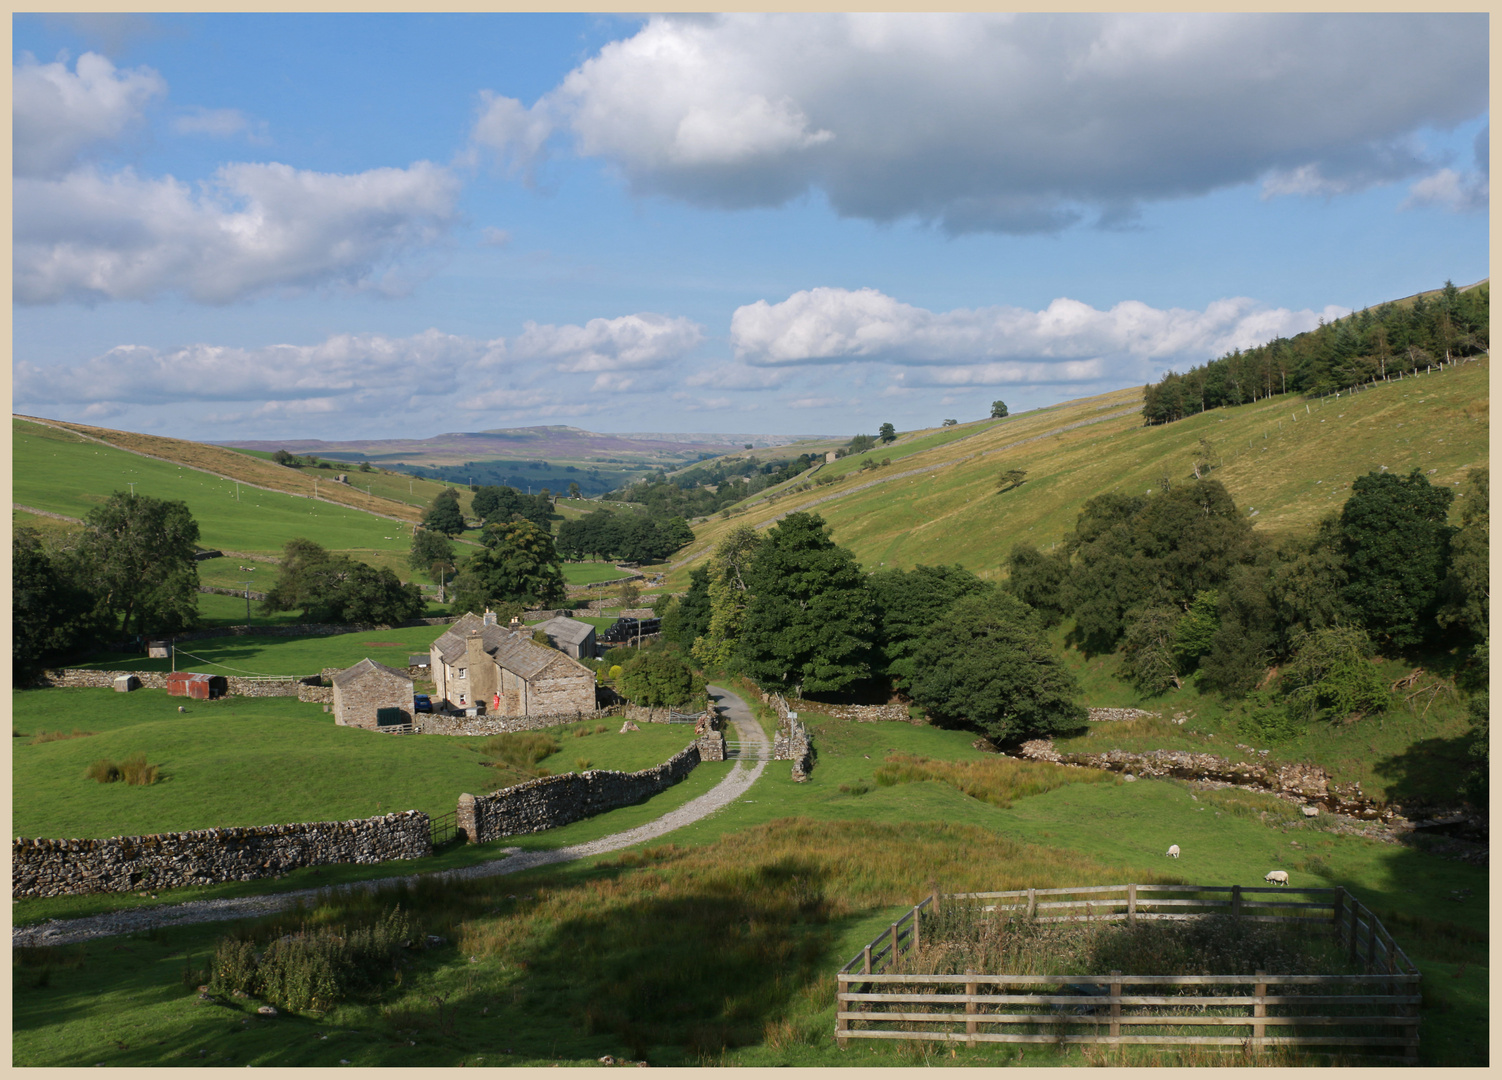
[413, 694, 432, 713]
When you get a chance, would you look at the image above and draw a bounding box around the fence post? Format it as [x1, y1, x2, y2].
[1348, 902, 1361, 965]
[1405, 984, 1421, 1064]
[1253, 969, 1266, 1047]
[1026, 888, 1037, 919]
[863, 944, 873, 976]
[1232, 884, 1242, 921]
[931, 882, 941, 913]
[912, 904, 921, 955]
[890, 923, 900, 970]
[1109, 970, 1121, 1039]
[836, 973, 849, 1049]
[1331, 886, 1345, 936]
[1365, 911, 1378, 973]
[965, 969, 978, 1048]
[1127, 883, 1136, 925]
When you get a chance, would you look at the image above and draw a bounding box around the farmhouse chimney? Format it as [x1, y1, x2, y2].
[465, 631, 498, 710]
[483, 609, 497, 626]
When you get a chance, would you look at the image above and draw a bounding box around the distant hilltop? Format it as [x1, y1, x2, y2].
[215, 426, 824, 467]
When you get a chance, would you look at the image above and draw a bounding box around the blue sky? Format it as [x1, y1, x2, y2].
[12, 13, 1489, 442]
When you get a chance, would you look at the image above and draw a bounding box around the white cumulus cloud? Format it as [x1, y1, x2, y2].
[731, 287, 1348, 386]
[476, 13, 1485, 233]
[13, 51, 165, 178]
[172, 106, 268, 143]
[15, 312, 705, 427]
[15, 160, 461, 304]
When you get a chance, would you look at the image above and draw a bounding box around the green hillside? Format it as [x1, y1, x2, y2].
[666, 359, 1488, 587]
[13, 418, 414, 560]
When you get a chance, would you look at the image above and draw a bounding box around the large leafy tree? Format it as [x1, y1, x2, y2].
[1338, 468, 1455, 649]
[1438, 467, 1488, 642]
[262, 539, 423, 624]
[1063, 481, 1256, 651]
[690, 524, 762, 670]
[736, 512, 874, 695]
[408, 528, 454, 575]
[619, 646, 704, 708]
[422, 487, 466, 536]
[453, 519, 566, 611]
[870, 564, 993, 690]
[660, 567, 712, 650]
[77, 491, 202, 638]
[906, 592, 1086, 744]
[13, 527, 103, 682]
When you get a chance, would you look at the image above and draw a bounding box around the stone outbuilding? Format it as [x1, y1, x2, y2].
[166, 672, 226, 700]
[531, 615, 597, 661]
[331, 658, 415, 731]
[431, 611, 597, 716]
[112, 674, 141, 693]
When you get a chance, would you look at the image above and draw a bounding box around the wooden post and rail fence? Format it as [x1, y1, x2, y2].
[835, 884, 1420, 1062]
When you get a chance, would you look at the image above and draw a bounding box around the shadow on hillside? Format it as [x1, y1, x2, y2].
[1372, 733, 1478, 808]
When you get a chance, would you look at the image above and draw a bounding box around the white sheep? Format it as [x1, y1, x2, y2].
[1166, 844, 1180, 859]
[1265, 870, 1289, 886]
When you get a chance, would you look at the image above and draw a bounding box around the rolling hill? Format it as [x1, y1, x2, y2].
[660, 357, 1488, 589]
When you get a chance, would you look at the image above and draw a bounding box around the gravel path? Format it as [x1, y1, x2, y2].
[12, 686, 769, 948]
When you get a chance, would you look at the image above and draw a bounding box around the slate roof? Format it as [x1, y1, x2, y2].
[534, 616, 596, 647]
[331, 657, 414, 687]
[431, 612, 590, 680]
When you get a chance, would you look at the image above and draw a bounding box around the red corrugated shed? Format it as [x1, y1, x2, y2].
[166, 672, 226, 700]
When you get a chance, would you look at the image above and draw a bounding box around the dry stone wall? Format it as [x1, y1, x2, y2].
[773, 716, 813, 781]
[416, 708, 618, 736]
[13, 811, 431, 898]
[35, 668, 320, 699]
[1087, 707, 1161, 723]
[456, 744, 700, 843]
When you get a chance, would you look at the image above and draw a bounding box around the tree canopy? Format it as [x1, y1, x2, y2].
[736, 512, 874, 695]
[870, 564, 994, 690]
[1338, 468, 1454, 649]
[619, 646, 704, 708]
[452, 519, 566, 612]
[77, 491, 202, 639]
[422, 488, 466, 536]
[262, 539, 423, 625]
[906, 592, 1086, 744]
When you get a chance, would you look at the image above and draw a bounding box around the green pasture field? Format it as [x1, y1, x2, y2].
[11, 688, 698, 841]
[75, 624, 451, 678]
[666, 360, 1487, 588]
[14, 419, 417, 560]
[561, 561, 633, 585]
[228, 447, 478, 516]
[13, 700, 1486, 1066]
[11, 508, 81, 540]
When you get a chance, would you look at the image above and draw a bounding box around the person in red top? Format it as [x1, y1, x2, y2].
[493, 692, 501, 713]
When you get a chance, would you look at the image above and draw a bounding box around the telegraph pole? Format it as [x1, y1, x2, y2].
[240, 580, 253, 624]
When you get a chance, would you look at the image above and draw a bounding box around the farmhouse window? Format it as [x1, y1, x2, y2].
[458, 668, 466, 678]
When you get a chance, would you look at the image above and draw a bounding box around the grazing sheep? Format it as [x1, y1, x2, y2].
[177, 706, 186, 714]
[1265, 870, 1289, 886]
[1166, 844, 1180, 858]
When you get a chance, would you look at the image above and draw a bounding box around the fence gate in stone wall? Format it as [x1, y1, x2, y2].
[836, 884, 1420, 1063]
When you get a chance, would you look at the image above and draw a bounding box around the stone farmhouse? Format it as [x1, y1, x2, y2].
[531, 615, 597, 660]
[431, 611, 596, 716]
[332, 658, 414, 730]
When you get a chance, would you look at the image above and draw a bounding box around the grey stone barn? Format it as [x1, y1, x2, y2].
[332, 658, 414, 731]
[431, 611, 596, 716]
[532, 615, 597, 660]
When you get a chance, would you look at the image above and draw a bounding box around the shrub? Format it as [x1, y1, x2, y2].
[210, 906, 423, 1013]
[575, 757, 593, 770]
[1281, 626, 1390, 722]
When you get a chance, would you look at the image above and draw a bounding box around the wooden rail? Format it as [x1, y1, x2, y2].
[835, 884, 1419, 1062]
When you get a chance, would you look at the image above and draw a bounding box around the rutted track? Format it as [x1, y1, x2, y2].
[11, 686, 769, 947]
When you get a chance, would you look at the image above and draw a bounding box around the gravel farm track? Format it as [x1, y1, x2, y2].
[12, 686, 769, 948]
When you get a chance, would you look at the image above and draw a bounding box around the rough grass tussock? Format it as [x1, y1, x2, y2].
[873, 752, 1115, 808]
[84, 752, 158, 785]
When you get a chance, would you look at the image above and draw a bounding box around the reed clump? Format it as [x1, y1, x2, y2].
[84, 752, 157, 785]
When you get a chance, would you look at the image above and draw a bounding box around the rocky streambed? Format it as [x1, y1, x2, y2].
[1007, 739, 1487, 863]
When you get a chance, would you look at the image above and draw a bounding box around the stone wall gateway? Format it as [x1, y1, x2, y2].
[12, 811, 431, 898]
[456, 743, 701, 844]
